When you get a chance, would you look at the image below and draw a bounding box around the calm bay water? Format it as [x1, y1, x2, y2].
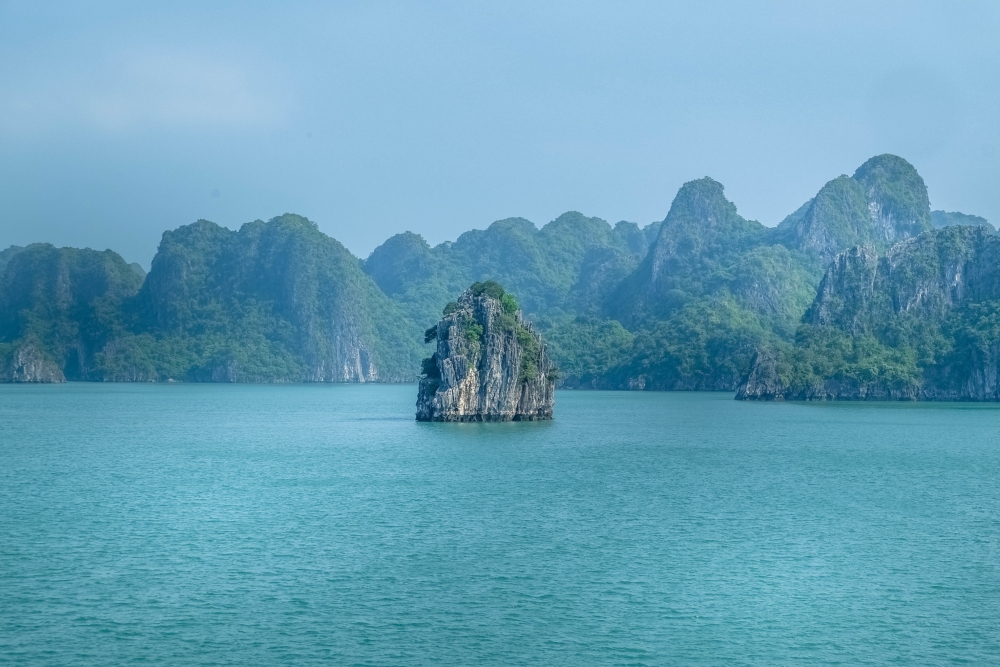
[1, 384, 999, 665]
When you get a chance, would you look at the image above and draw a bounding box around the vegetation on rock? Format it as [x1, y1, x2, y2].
[3, 153, 994, 396]
[416, 282, 554, 421]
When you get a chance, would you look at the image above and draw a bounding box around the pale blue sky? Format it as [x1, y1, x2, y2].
[1, 1, 997, 265]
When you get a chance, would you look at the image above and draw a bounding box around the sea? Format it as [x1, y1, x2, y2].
[1, 384, 999, 665]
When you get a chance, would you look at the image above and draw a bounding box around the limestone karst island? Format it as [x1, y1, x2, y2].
[3, 154, 1000, 402]
[416, 282, 555, 421]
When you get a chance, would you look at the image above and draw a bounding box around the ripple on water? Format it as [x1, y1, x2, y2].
[1, 384, 999, 665]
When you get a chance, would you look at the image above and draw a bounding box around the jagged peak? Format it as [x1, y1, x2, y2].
[773, 155, 933, 261]
[666, 177, 733, 221]
[654, 177, 762, 245]
[852, 154, 931, 231]
[853, 154, 922, 187]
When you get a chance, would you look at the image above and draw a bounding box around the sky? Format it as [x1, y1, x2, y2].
[1, 1, 998, 266]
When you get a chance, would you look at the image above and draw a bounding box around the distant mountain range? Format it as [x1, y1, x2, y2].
[2, 154, 996, 399]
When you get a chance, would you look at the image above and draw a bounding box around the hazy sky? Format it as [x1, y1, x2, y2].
[1, 1, 997, 266]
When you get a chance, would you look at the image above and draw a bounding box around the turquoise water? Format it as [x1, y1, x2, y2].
[1, 385, 999, 665]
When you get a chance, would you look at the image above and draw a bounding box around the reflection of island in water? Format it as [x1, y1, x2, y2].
[417, 281, 554, 422]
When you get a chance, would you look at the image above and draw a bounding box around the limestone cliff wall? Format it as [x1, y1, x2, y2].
[738, 225, 1000, 401]
[416, 290, 554, 421]
[0, 341, 65, 383]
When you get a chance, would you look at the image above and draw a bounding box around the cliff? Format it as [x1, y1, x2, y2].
[2, 153, 991, 389]
[773, 154, 934, 263]
[0, 244, 144, 382]
[737, 225, 1000, 401]
[0, 339, 65, 383]
[416, 282, 555, 421]
[0, 217, 423, 383]
[125, 214, 422, 382]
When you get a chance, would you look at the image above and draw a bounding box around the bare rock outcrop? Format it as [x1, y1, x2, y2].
[416, 283, 554, 421]
[734, 349, 784, 400]
[0, 340, 65, 383]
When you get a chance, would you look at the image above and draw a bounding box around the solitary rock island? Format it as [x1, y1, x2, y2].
[416, 282, 555, 421]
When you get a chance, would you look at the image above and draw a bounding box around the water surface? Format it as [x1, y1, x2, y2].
[2, 384, 999, 665]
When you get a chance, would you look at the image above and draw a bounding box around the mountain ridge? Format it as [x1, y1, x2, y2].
[2, 154, 993, 396]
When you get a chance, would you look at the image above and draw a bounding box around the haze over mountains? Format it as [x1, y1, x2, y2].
[2, 154, 996, 398]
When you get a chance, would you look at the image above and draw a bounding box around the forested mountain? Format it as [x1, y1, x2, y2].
[0, 245, 24, 274]
[772, 154, 934, 262]
[0, 244, 144, 381]
[362, 211, 658, 386]
[596, 177, 823, 390]
[0, 215, 421, 382]
[738, 225, 1000, 400]
[124, 214, 421, 382]
[363, 212, 659, 326]
[1, 153, 993, 395]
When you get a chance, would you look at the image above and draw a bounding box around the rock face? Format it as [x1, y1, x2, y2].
[773, 154, 934, 263]
[132, 215, 420, 382]
[805, 226, 998, 332]
[608, 177, 768, 327]
[737, 225, 1000, 401]
[416, 283, 555, 421]
[733, 349, 783, 400]
[0, 340, 65, 383]
[0, 243, 144, 381]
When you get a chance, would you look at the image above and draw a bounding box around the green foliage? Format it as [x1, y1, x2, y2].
[130, 214, 423, 381]
[608, 177, 775, 327]
[462, 317, 484, 343]
[516, 325, 541, 382]
[0, 243, 144, 379]
[727, 245, 824, 335]
[424, 325, 438, 343]
[930, 300, 1000, 388]
[775, 325, 922, 395]
[853, 154, 932, 234]
[442, 301, 460, 316]
[364, 212, 648, 331]
[772, 176, 872, 259]
[539, 315, 634, 383]
[950, 301, 1000, 352]
[1, 216, 424, 382]
[774, 155, 934, 262]
[496, 311, 518, 333]
[501, 292, 519, 314]
[615, 294, 773, 390]
[469, 280, 506, 300]
[0, 245, 25, 276]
